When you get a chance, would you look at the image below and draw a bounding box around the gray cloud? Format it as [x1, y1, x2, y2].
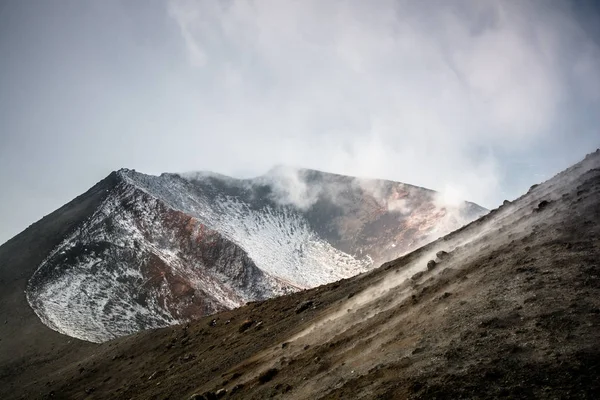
[0, 0, 599, 244]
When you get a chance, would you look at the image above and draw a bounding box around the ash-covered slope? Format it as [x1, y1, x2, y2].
[9, 149, 598, 400]
[24, 167, 485, 343]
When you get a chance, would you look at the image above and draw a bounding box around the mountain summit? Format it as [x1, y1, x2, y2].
[18, 167, 486, 343]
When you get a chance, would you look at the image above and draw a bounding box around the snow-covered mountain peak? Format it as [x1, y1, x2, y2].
[26, 167, 487, 342]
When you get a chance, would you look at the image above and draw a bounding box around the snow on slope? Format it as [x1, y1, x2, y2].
[27, 180, 299, 342]
[26, 172, 370, 342]
[27, 184, 182, 342]
[121, 170, 371, 288]
[26, 167, 484, 343]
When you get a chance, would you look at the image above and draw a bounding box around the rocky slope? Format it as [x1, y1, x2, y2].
[3, 149, 599, 399]
[23, 167, 485, 343]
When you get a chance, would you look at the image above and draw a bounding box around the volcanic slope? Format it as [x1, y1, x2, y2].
[7, 149, 600, 399]
[22, 167, 485, 343]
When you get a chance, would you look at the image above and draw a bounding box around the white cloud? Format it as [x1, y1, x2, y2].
[262, 165, 322, 210]
[166, 0, 600, 207]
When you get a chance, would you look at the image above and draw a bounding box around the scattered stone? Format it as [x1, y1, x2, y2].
[258, 368, 279, 384]
[436, 250, 450, 260]
[231, 372, 242, 379]
[347, 292, 355, 299]
[215, 388, 227, 398]
[295, 300, 314, 314]
[230, 384, 244, 394]
[439, 292, 452, 300]
[427, 260, 437, 270]
[280, 383, 293, 393]
[281, 342, 289, 349]
[199, 392, 217, 400]
[411, 271, 425, 281]
[181, 353, 195, 362]
[536, 200, 550, 211]
[238, 319, 254, 333]
[503, 200, 511, 206]
[516, 266, 538, 273]
[209, 319, 217, 327]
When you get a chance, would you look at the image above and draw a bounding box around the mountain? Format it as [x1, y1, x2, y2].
[2, 149, 598, 399]
[3, 167, 486, 347]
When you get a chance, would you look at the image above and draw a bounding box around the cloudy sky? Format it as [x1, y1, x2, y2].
[1, 0, 599, 245]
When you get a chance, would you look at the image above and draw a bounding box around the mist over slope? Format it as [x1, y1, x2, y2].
[21, 166, 485, 343]
[3, 149, 598, 399]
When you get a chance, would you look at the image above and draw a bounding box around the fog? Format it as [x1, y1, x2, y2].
[1, 0, 599, 244]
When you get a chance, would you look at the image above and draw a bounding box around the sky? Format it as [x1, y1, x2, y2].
[1, 0, 599, 245]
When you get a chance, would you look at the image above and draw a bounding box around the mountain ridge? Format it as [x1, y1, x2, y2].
[24, 166, 486, 342]
[3, 149, 598, 399]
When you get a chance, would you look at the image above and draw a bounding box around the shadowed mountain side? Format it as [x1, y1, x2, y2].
[0, 173, 120, 387]
[4, 150, 598, 399]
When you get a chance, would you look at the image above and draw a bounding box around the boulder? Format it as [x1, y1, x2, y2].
[258, 368, 279, 384]
[238, 319, 254, 333]
[537, 200, 550, 210]
[411, 271, 425, 281]
[295, 300, 314, 314]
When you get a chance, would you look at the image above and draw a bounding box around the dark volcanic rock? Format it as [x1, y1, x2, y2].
[537, 200, 550, 210]
[295, 300, 314, 314]
[258, 368, 279, 384]
[427, 260, 437, 270]
[238, 319, 254, 333]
